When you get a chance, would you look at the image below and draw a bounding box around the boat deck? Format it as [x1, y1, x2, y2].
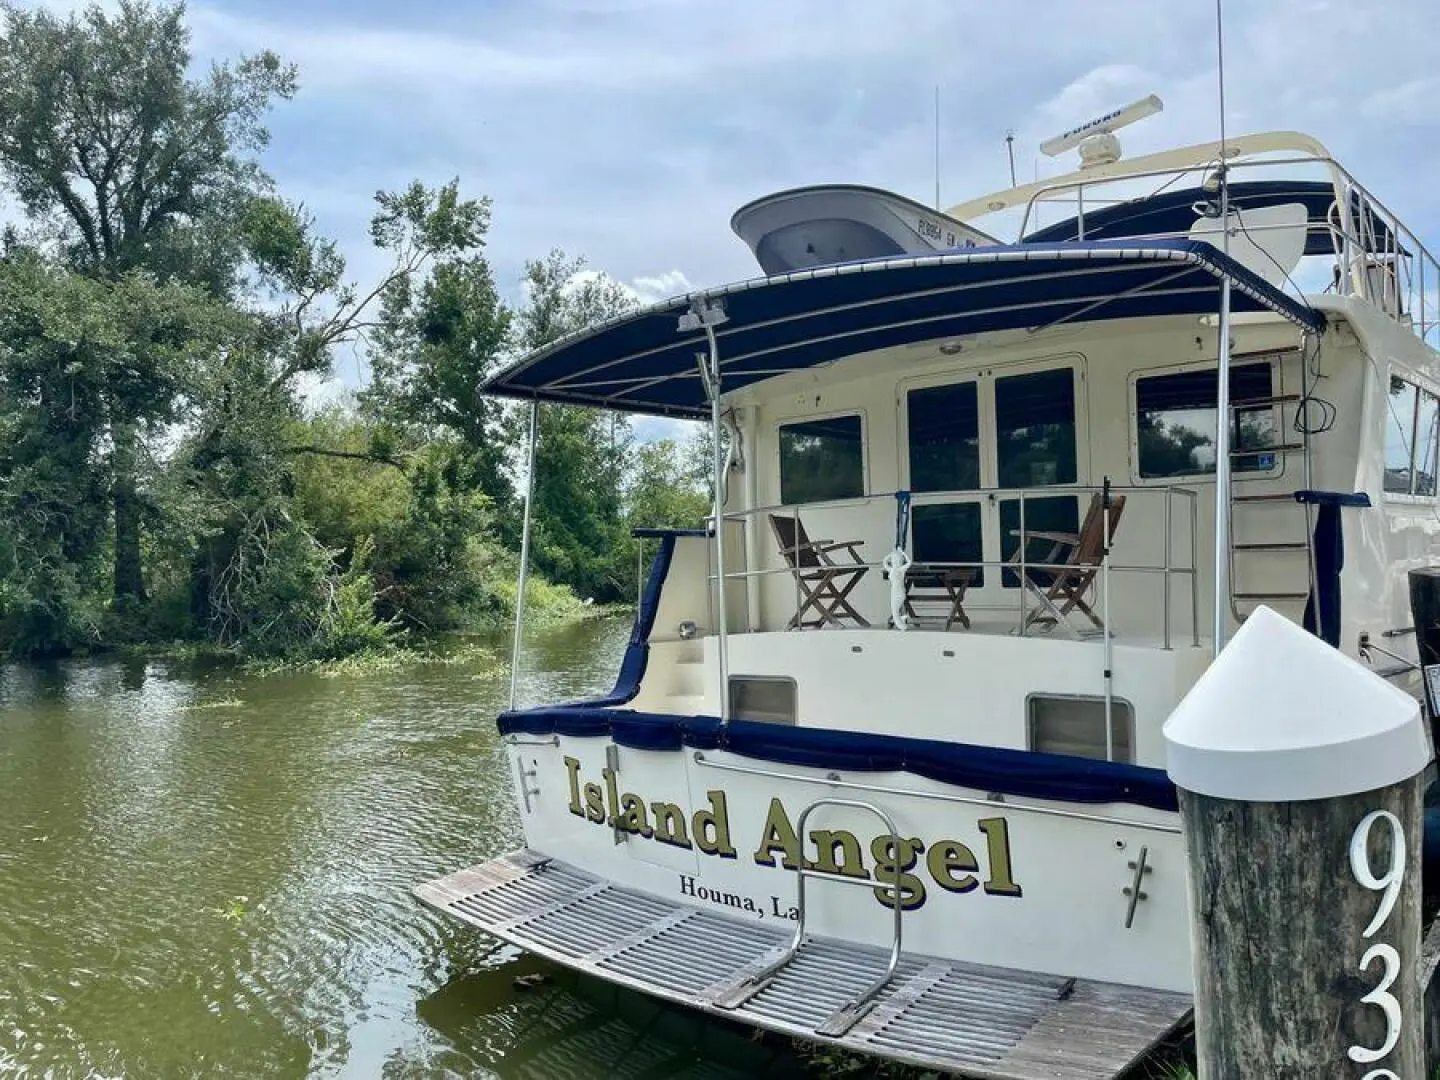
[416, 850, 1191, 1080]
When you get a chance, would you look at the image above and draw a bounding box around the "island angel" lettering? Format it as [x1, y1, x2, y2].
[562, 755, 1021, 911]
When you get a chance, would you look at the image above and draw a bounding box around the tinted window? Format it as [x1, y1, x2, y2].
[779, 416, 864, 504]
[1385, 377, 1419, 495]
[911, 503, 984, 588]
[1135, 362, 1275, 478]
[907, 381, 980, 492]
[995, 368, 1076, 487]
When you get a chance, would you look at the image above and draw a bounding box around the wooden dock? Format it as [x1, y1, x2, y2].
[416, 851, 1191, 1080]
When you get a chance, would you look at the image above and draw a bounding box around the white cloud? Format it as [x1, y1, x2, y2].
[1361, 77, 1440, 126]
[632, 415, 701, 446]
[630, 270, 695, 303]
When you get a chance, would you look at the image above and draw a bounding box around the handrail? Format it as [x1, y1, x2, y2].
[1011, 153, 1440, 348]
[720, 796, 905, 1031]
[683, 482, 1203, 647]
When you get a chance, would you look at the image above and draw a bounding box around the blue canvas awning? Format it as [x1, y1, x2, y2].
[484, 239, 1325, 419]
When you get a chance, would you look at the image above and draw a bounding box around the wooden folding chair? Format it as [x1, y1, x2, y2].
[769, 514, 871, 629]
[1010, 492, 1126, 636]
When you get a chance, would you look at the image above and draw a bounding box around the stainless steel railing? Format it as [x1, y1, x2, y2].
[678, 483, 1202, 649]
[1013, 154, 1440, 349]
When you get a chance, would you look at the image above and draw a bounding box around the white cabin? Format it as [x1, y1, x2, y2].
[546, 131, 1440, 772]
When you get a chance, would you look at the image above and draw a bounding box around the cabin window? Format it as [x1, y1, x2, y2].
[911, 503, 985, 587]
[779, 415, 864, 504]
[907, 381, 984, 585]
[1134, 362, 1276, 479]
[728, 676, 796, 725]
[1384, 377, 1417, 494]
[1027, 694, 1134, 763]
[1385, 377, 1440, 497]
[995, 368, 1077, 487]
[993, 367, 1079, 586]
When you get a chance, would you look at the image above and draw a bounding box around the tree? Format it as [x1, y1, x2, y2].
[513, 252, 639, 602]
[0, 0, 296, 608]
[0, 1, 296, 289]
[178, 180, 494, 642]
[0, 250, 233, 653]
[626, 438, 709, 533]
[363, 244, 515, 522]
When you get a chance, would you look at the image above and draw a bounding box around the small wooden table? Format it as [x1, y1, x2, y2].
[899, 565, 974, 630]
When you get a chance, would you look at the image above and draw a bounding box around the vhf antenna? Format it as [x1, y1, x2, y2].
[1005, 130, 1017, 187]
[933, 85, 941, 209]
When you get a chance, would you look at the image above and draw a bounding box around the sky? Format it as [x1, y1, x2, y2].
[13, 0, 1440, 439]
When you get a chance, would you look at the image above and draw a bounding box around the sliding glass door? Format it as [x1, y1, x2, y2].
[902, 357, 1086, 597]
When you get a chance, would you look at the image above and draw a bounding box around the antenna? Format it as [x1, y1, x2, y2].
[934, 85, 941, 210]
[1005, 130, 1017, 187]
[1210, 0, 1233, 656]
[1039, 94, 1164, 168]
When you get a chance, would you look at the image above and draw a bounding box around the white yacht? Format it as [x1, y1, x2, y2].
[417, 115, 1440, 1078]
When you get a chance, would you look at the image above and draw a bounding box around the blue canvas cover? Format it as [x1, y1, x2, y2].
[483, 239, 1323, 419]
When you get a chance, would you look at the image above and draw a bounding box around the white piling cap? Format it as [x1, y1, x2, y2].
[1164, 606, 1431, 801]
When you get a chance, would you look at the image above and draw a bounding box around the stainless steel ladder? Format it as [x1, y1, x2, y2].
[713, 797, 905, 1037]
[1227, 391, 1315, 624]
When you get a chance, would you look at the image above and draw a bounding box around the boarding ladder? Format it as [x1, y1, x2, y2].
[1226, 390, 1315, 624]
[713, 797, 905, 1036]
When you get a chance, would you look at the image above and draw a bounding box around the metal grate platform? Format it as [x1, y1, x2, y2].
[416, 850, 1191, 1080]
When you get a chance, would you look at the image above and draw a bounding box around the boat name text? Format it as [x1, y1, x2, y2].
[562, 755, 1021, 910]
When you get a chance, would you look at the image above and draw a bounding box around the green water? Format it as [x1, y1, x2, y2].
[0, 620, 809, 1078]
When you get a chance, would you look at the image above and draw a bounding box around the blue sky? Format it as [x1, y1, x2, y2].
[15, 0, 1440, 439]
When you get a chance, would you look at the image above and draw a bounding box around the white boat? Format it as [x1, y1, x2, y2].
[417, 117, 1440, 1078]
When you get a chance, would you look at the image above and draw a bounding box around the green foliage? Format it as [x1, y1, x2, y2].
[0, 2, 713, 660]
[364, 250, 514, 527]
[628, 436, 711, 533]
[0, 251, 234, 653]
[513, 251, 641, 603]
[205, 508, 392, 660]
[0, 0, 296, 289]
[284, 410, 590, 633]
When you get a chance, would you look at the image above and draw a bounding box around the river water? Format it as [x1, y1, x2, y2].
[0, 619, 811, 1078]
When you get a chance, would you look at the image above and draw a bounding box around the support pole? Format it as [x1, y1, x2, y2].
[1101, 477, 1114, 761]
[1165, 606, 1431, 1080]
[1212, 275, 1233, 656]
[706, 329, 730, 723]
[508, 401, 540, 711]
[682, 298, 731, 723]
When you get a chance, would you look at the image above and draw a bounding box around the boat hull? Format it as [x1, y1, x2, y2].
[503, 731, 1192, 994]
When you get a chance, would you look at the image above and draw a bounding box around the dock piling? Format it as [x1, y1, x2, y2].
[1164, 606, 1432, 1079]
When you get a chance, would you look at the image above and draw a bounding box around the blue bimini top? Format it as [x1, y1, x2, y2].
[483, 239, 1324, 419]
